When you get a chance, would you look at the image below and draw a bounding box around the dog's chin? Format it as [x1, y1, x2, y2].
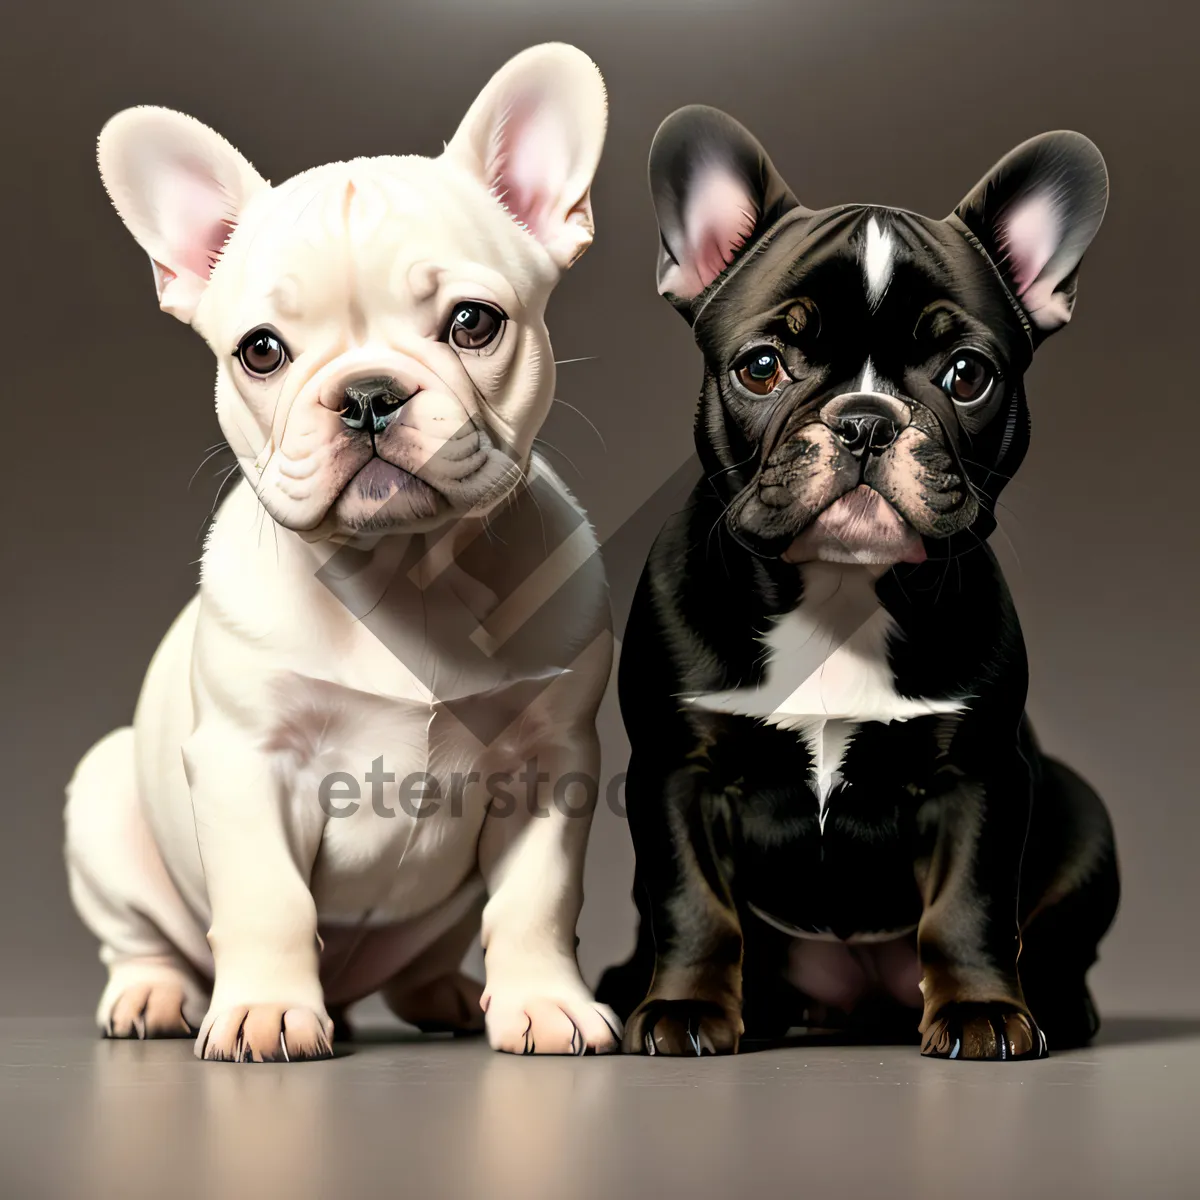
[781, 486, 927, 566]
[329, 457, 444, 533]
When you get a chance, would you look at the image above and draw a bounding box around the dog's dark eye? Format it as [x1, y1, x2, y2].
[940, 351, 994, 405]
[236, 328, 289, 377]
[735, 348, 786, 396]
[446, 301, 505, 351]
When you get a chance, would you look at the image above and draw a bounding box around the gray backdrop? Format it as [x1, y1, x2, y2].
[1, 0, 1195, 1017]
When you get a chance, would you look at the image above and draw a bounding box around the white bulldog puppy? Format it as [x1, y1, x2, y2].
[65, 44, 620, 1060]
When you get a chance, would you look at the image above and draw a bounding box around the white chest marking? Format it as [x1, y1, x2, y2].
[862, 216, 895, 309]
[687, 564, 967, 830]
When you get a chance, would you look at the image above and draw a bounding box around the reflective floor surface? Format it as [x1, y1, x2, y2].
[2, 1017, 1198, 1199]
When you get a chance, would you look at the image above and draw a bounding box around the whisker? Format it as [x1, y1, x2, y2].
[533, 437, 581, 479]
[934, 548, 951, 605]
[480, 511, 501, 545]
[994, 497, 1025, 528]
[513, 460, 549, 558]
[922, 537, 989, 570]
[551, 397, 606, 452]
[989, 512, 1021, 572]
[188, 443, 233, 491]
[964, 481, 1023, 569]
[197, 463, 243, 540]
[702, 449, 759, 576]
[256, 492, 271, 551]
[959, 455, 1018, 489]
[704, 494, 737, 567]
[705, 447, 758, 491]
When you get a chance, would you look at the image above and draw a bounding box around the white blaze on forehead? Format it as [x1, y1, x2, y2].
[858, 358, 878, 393]
[344, 176, 394, 244]
[268, 170, 352, 248]
[862, 215, 895, 308]
[854, 357, 898, 397]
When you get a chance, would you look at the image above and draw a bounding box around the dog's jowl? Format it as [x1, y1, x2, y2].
[598, 107, 1119, 1060]
[65, 44, 621, 1060]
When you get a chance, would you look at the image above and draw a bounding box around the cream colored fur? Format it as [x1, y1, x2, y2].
[65, 44, 619, 1061]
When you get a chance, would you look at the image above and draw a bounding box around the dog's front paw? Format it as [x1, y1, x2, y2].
[624, 999, 743, 1056]
[197, 1004, 334, 1063]
[921, 1002, 1047, 1061]
[105, 981, 199, 1040]
[483, 984, 621, 1056]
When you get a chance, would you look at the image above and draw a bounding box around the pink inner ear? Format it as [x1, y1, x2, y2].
[674, 166, 757, 298]
[157, 159, 237, 281]
[489, 93, 571, 243]
[999, 191, 1061, 297]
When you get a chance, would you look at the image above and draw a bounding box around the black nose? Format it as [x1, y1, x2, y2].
[829, 411, 899, 458]
[340, 378, 410, 434]
[820, 393, 908, 459]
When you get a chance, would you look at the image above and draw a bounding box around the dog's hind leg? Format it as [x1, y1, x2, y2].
[1017, 756, 1120, 1050]
[65, 727, 210, 1038]
[380, 893, 486, 1035]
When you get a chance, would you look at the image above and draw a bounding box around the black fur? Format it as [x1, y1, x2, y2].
[599, 109, 1119, 1060]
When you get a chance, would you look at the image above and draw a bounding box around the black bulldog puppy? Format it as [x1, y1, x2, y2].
[599, 108, 1119, 1060]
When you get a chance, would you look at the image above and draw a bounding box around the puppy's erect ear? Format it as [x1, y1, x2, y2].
[649, 106, 802, 317]
[443, 43, 607, 272]
[952, 131, 1108, 336]
[98, 107, 268, 324]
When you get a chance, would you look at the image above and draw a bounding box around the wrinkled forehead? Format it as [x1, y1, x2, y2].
[209, 157, 551, 322]
[700, 205, 1029, 358]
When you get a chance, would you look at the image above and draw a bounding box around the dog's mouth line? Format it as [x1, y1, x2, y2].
[326, 440, 522, 530]
[800, 484, 913, 532]
[342, 455, 440, 501]
[779, 486, 927, 566]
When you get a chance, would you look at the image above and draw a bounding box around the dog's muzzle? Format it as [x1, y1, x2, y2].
[724, 387, 930, 560]
[339, 377, 413, 435]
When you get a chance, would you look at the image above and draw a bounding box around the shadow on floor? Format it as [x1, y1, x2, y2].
[337, 1024, 475, 1047]
[335, 1015, 1200, 1053]
[743, 1016, 1200, 1053]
